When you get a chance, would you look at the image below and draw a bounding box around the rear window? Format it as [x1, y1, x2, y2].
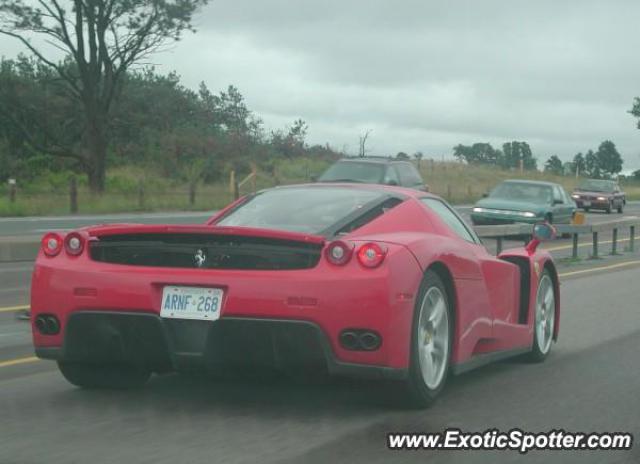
[577, 180, 615, 192]
[318, 162, 386, 184]
[216, 187, 386, 234]
[490, 182, 553, 205]
[395, 163, 423, 186]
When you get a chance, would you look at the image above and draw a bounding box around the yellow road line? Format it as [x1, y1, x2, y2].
[547, 237, 630, 252]
[0, 305, 29, 313]
[559, 260, 640, 277]
[0, 356, 39, 368]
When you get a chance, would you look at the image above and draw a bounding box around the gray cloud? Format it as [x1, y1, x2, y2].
[3, 0, 640, 168]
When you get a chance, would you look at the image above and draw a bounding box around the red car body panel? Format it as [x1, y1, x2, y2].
[30, 184, 559, 377]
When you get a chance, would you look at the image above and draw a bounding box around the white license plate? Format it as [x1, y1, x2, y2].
[160, 286, 223, 321]
[582, 201, 591, 207]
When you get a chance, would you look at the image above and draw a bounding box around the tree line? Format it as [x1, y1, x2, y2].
[0, 56, 342, 187]
[1, 0, 639, 194]
[0, 0, 345, 193]
[449, 140, 624, 179]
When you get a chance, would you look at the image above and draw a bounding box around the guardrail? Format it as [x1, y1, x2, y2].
[475, 217, 639, 258]
[1, 217, 639, 263]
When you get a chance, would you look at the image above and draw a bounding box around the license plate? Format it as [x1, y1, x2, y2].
[582, 201, 591, 207]
[160, 286, 223, 321]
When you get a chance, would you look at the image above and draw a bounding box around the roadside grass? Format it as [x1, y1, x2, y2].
[3, 158, 640, 216]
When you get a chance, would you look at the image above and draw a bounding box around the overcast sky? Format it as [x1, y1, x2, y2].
[3, 0, 640, 168]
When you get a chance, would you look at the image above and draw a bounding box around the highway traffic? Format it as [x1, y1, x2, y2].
[1, 208, 639, 463]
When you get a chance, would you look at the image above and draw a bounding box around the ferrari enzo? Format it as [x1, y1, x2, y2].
[31, 184, 560, 407]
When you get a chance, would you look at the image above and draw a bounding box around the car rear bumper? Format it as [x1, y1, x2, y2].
[574, 200, 610, 209]
[35, 311, 407, 380]
[31, 247, 422, 374]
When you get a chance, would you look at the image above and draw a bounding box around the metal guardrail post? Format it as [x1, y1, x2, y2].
[611, 228, 618, 255]
[592, 231, 598, 258]
[572, 234, 579, 259]
[631, 226, 636, 252]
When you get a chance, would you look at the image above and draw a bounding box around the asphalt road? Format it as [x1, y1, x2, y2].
[0, 262, 639, 463]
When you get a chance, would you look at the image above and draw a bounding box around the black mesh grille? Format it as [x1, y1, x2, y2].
[89, 234, 322, 270]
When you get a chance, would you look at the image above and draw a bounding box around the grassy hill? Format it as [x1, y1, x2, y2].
[1, 158, 639, 216]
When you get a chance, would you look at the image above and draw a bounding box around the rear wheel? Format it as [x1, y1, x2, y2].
[403, 270, 452, 408]
[58, 362, 151, 389]
[526, 270, 556, 362]
[617, 201, 624, 214]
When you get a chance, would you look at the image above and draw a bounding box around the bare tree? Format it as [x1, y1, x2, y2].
[0, 0, 209, 192]
[358, 129, 372, 157]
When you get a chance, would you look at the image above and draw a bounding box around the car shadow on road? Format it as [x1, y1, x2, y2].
[40, 356, 537, 421]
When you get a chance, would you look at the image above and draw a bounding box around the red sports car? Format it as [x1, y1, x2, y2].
[31, 184, 560, 407]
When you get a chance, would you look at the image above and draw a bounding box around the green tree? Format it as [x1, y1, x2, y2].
[502, 141, 537, 170]
[396, 152, 410, 160]
[270, 119, 309, 158]
[572, 153, 586, 176]
[544, 155, 563, 175]
[0, 56, 84, 180]
[584, 150, 601, 178]
[453, 143, 502, 165]
[596, 140, 623, 177]
[0, 0, 209, 192]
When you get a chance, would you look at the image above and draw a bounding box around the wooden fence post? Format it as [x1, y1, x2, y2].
[230, 170, 239, 200]
[189, 182, 196, 206]
[69, 176, 78, 214]
[137, 182, 145, 209]
[8, 179, 16, 203]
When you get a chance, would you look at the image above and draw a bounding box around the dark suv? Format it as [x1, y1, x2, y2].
[317, 157, 428, 191]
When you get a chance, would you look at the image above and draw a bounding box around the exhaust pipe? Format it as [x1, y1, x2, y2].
[45, 316, 60, 335]
[35, 316, 48, 334]
[339, 329, 382, 351]
[339, 331, 359, 350]
[34, 314, 60, 335]
[359, 332, 381, 351]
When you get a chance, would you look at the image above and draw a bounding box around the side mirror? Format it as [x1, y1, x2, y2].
[386, 180, 398, 186]
[532, 223, 557, 241]
[482, 192, 489, 198]
[553, 199, 563, 205]
[525, 223, 557, 255]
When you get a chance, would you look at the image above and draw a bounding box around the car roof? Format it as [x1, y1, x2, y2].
[579, 178, 615, 183]
[270, 182, 434, 199]
[334, 157, 414, 165]
[501, 179, 559, 187]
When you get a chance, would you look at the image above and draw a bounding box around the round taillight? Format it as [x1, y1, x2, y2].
[42, 233, 63, 257]
[64, 232, 85, 256]
[325, 240, 354, 266]
[357, 243, 387, 268]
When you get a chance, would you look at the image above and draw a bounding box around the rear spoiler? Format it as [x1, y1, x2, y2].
[86, 224, 326, 246]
